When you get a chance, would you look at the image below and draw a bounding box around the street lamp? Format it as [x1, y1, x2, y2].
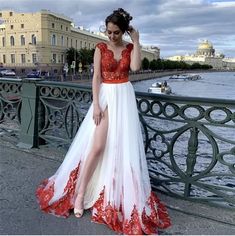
[79, 62, 82, 79]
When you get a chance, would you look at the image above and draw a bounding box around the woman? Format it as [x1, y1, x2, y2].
[36, 8, 171, 235]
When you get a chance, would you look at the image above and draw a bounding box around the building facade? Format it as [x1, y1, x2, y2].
[167, 40, 235, 70]
[0, 10, 159, 75]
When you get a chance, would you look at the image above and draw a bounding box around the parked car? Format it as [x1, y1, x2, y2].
[27, 70, 41, 78]
[0, 69, 16, 77]
[26, 70, 49, 78]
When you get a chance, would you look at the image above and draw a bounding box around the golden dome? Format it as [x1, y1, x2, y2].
[198, 40, 213, 50]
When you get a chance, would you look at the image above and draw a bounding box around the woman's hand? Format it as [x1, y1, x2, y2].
[128, 26, 139, 44]
[93, 104, 104, 126]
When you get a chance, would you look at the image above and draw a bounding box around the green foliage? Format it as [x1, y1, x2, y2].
[149, 59, 157, 70]
[142, 57, 150, 70]
[201, 64, 213, 69]
[155, 59, 163, 70]
[190, 63, 213, 69]
[66, 47, 79, 71]
[144, 58, 212, 71]
[79, 48, 95, 67]
[190, 63, 202, 69]
[66, 47, 95, 72]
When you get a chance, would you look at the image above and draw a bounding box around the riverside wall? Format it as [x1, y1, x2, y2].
[129, 70, 180, 82]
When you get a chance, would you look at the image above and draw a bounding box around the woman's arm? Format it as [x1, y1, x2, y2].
[129, 27, 141, 71]
[92, 46, 103, 125]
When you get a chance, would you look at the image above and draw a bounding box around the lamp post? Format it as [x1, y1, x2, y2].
[25, 43, 32, 63]
[79, 62, 82, 79]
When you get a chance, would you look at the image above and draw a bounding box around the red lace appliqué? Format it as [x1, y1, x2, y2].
[91, 188, 171, 235]
[35, 162, 81, 218]
[96, 42, 133, 84]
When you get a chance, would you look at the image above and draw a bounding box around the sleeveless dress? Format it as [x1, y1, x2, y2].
[36, 42, 171, 235]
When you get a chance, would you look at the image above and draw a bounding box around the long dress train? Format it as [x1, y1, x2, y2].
[36, 42, 171, 235]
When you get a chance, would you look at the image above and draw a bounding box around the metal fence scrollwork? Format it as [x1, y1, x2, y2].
[136, 92, 235, 208]
[37, 81, 92, 148]
[0, 79, 22, 133]
[0, 78, 235, 208]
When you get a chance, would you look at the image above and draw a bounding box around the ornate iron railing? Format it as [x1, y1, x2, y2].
[0, 78, 234, 208]
[0, 78, 22, 133]
[37, 81, 92, 148]
[136, 92, 235, 208]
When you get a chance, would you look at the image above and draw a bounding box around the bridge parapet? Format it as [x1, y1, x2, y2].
[1, 78, 235, 208]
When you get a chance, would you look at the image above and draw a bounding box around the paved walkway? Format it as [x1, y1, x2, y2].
[0, 132, 235, 235]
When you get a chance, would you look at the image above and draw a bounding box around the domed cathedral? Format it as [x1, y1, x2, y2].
[195, 40, 215, 57]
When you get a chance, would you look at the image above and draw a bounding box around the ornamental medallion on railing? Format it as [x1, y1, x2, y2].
[0, 79, 22, 132]
[37, 82, 92, 147]
[136, 92, 235, 208]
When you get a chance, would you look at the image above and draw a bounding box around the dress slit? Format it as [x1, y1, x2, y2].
[36, 42, 171, 235]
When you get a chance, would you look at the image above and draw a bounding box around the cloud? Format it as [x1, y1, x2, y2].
[0, 0, 234, 58]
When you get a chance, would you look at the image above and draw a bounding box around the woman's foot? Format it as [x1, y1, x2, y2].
[74, 194, 84, 218]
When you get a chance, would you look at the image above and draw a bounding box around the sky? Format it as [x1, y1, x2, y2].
[1, 0, 235, 58]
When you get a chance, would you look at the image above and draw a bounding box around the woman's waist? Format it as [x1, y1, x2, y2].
[102, 71, 129, 84]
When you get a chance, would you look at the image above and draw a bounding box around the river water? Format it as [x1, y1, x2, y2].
[133, 71, 235, 100]
[133, 72, 235, 203]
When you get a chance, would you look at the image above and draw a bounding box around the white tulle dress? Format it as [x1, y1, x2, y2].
[36, 42, 171, 235]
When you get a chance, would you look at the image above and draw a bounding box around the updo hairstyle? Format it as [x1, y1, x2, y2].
[105, 8, 133, 33]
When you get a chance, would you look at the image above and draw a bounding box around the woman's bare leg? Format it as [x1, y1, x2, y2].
[74, 108, 108, 210]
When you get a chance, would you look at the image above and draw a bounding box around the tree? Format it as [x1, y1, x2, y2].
[66, 47, 95, 72]
[149, 59, 158, 70]
[78, 48, 95, 70]
[66, 47, 79, 72]
[142, 57, 150, 70]
[155, 59, 163, 70]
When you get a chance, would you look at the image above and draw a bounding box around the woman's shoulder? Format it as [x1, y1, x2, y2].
[126, 43, 133, 52]
[95, 42, 107, 52]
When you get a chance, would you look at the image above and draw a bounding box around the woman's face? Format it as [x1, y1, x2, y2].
[106, 22, 123, 44]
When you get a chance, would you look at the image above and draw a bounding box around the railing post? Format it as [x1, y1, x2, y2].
[17, 78, 44, 149]
[184, 127, 199, 197]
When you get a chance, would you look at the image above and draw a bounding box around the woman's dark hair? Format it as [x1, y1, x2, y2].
[105, 8, 133, 33]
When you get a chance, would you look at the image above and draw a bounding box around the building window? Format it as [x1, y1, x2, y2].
[52, 53, 56, 63]
[21, 24, 24, 29]
[21, 54, 26, 63]
[52, 23, 55, 28]
[20, 35, 25, 46]
[10, 25, 14, 29]
[11, 54, 15, 63]
[66, 37, 69, 47]
[71, 38, 72, 47]
[51, 34, 56, 46]
[61, 25, 63, 30]
[84, 42, 87, 48]
[80, 41, 82, 48]
[10, 36, 15, 46]
[76, 40, 78, 49]
[0, 13, 2, 17]
[3, 55, 6, 63]
[32, 53, 37, 63]
[9, 12, 13, 16]
[66, 26, 68, 31]
[2, 37, 5, 47]
[61, 35, 64, 46]
[31, 34, 36, 45]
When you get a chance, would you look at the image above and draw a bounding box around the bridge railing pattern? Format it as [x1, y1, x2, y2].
[37, 81, 92, 147]
[0, 78, 234, 208]
[136, 92, 235, 208]
[0, 78, 22, 134]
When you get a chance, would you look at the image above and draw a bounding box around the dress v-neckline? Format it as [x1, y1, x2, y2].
[105, 43, 129, 63]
